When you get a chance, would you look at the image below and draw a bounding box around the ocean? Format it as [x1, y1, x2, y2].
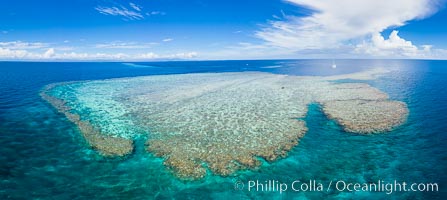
[0, 60, 446, 199]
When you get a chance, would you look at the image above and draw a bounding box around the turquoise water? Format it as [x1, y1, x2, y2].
[0, 60, 446, 199]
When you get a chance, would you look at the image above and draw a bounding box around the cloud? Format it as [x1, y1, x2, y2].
[0, 42, 198, 61]
[202, 43, 296, 60]
[146, 11, 166, 16]
[162, 38, 173, 42]
[370, 31, 418, 52]
[0, 47, 28, 58]
[43, 48, 55, 58]
[95, 4, 144, 20]
[355, 30, 417, 57]
[0, 41, 48, 49]
[129, 3, 141, 11]
[95, 2, 165, 20]
[95, 41, 158, 49]
[54, 46, 75, 51]
[169, 52, 198, 59]
[256, 0, 440, 52]
[0, 40, 197, 60]
[136, 52, 198, 59]
[0, 47, 57, 59]
[354, 30, 447, 58]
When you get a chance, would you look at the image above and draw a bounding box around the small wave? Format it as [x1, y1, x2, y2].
[122, 63, 157, 68]
[261, 65, 282, 69]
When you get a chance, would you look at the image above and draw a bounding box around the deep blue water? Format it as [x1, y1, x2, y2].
[0, 60, 446, 199]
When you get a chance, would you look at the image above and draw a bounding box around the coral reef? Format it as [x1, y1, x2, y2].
[321, 100, 408, 133]
[41, 68, 408, 178]
[40, 84, 134, 157]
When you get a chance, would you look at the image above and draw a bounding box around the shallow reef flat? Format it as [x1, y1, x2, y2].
[40, 83, 134, 157]
[41, 68, 408, 179]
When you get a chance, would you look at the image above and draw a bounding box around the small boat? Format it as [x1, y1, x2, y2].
[332, 60, 337, 69]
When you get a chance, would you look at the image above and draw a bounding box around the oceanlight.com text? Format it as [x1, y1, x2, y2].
[234, 179, 438, 194]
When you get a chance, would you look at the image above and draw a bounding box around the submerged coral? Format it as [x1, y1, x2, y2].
[321, 100, 408, 133]
[41, 68, 408, 178]
[40, 83, 134, 157]
[312, 82, 409, 133]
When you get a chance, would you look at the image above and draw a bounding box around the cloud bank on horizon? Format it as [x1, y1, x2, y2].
[0, 0, 446, 60]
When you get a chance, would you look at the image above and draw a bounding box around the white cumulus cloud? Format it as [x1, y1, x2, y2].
[355, 31, 415, 56]
[43, 48, 55, 58]
[354, 30, 447, 58]
[255, 0, 441, 57]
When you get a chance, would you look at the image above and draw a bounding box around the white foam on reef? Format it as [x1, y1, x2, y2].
[41, 68, 408, 179]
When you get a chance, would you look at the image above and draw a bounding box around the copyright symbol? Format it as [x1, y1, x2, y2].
[234, 180, 244, 190]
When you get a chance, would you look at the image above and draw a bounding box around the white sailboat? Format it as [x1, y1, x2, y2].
[332, 60, 337, 69]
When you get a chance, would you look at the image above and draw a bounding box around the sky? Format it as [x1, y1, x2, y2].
[0, 0, 446, 61]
